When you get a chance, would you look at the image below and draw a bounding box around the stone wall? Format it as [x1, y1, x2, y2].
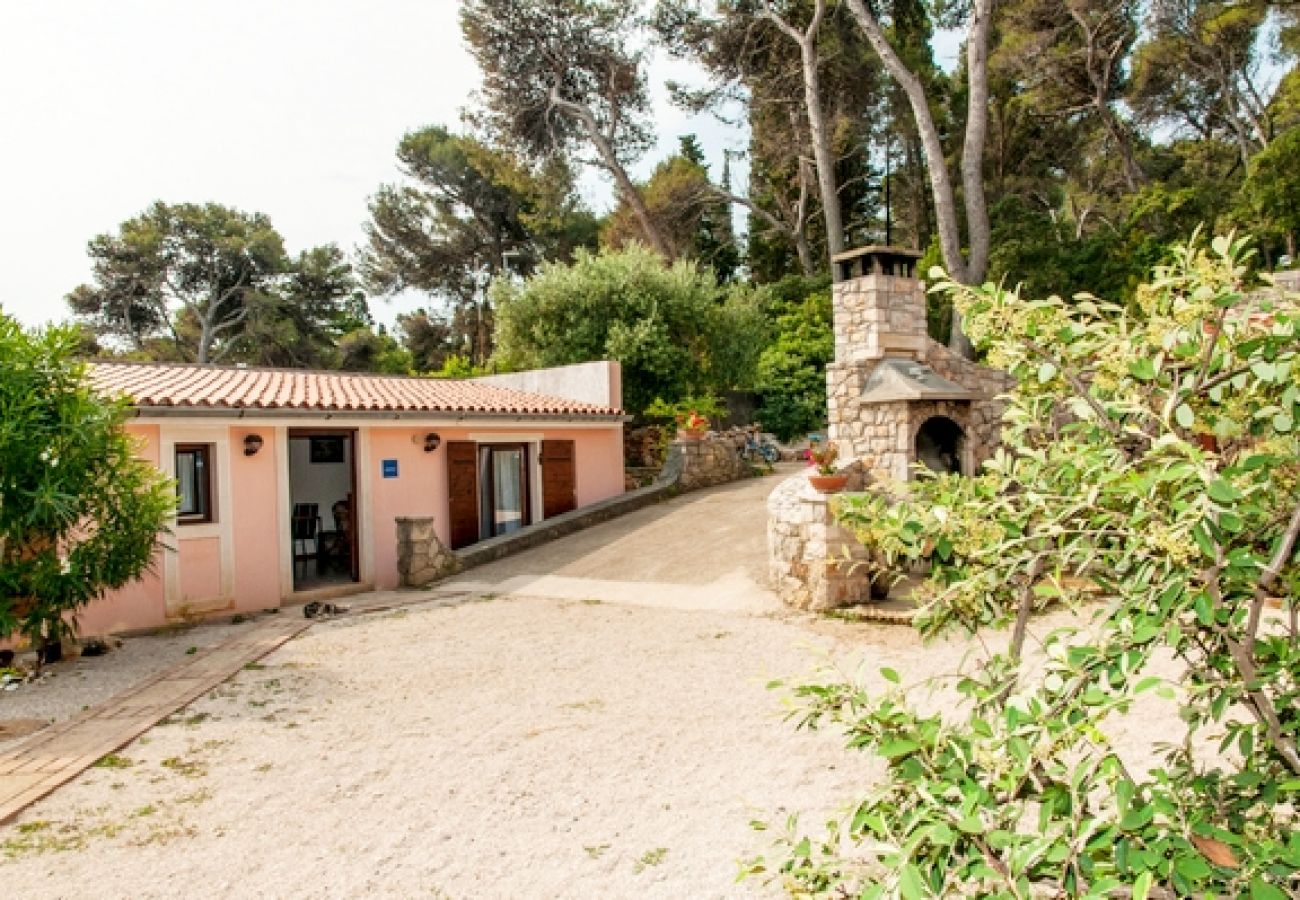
[832, 273, 930, 364]
[767, 468, 876, 611]
[396, 517, 460, 588]
[672, 435, 750, 491]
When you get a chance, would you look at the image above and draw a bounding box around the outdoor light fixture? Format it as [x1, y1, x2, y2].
[423, 432, 441, 453]
[243, 434, 264, 456]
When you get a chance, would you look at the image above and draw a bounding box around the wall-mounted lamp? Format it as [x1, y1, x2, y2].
[423, 432, 441, 453]
[243, 434, 264, 457]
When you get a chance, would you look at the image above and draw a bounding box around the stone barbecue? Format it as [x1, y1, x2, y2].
[826, 246, 1009, 483]
[768, 246, 1012, 611]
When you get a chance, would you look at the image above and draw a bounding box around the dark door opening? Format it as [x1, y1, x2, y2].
[288, 431, 359, 591]
[915, 416, 965, 475]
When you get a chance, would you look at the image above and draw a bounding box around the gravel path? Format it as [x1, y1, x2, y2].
[0, 595, 886, 898]
[0, 618, 262, 749]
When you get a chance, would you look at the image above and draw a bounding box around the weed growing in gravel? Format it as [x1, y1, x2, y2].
[92, 753, 132, 769]
[160, 756, 206, 778]
[633, 848, 668, 873]
[583, 843, 610, 859]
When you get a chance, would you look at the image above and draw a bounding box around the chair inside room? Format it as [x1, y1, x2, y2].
[291, 502, 320, 578]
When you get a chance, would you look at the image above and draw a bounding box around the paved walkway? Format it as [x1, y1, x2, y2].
[0, 470, 790, 825]
[438, 470, 792, 613]
[0, 616, 310, 824]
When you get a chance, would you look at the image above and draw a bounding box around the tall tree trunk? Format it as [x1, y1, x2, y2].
[951, 0, 996, 358]
[961, 0, 993, 286]
[846, 0, 993, 359]
[550, 88, 672, 258]
[845, 0, 967, 284]
[762, 1, 845, 274]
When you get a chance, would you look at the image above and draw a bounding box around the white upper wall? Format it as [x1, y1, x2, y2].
[474, 361, 623, 412]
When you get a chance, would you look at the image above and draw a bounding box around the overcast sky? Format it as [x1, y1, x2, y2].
[0, 0, 747, 331]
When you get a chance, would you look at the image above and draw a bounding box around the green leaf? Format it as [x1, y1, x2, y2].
[879, 739, 920, 759]
[1175, 404, 1196, 428]
[1037, 362, 1058, 383]
[1175, 854, 1212, 885]
[1207, 479, 1242, 503]
[1273, 412, 1294, 433]
[1132, 870, 1153, 900]
[1251, 361, 1276, 382]
[898, 863, 926, 900]
[1251, 878, 1289, 900]
[881, 667, 901, 684]
[1129, 358, 1157, 381]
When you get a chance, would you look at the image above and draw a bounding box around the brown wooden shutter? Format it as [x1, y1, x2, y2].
[447, 442, 479, 550]
[540, 440, 576, 519]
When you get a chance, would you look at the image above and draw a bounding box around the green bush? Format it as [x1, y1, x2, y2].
[755, 288, 833, 441]
[0, 314, 173, 656]
[492, 245, 765, 417]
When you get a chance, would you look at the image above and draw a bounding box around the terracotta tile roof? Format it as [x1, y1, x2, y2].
[87, 362, 623, 418]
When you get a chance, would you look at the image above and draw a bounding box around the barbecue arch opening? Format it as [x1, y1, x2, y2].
[915, 416, 966, 476]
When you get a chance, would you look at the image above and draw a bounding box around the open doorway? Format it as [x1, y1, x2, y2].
[288, 431, 359, 591]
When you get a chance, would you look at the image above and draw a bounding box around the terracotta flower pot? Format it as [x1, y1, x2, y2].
[809, 473, 849, 493]
[679, 428, 707, 441]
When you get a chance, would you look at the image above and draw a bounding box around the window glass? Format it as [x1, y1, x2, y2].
[175, 445, 212, 522]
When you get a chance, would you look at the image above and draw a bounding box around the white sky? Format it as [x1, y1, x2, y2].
[0, 0, 742, 331]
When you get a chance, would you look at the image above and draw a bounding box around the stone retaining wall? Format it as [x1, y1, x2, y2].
[767, 468, 876, 611]
[674, 435, 750, 491]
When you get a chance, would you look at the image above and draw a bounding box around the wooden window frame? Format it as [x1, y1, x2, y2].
[175, 443, 214, 525]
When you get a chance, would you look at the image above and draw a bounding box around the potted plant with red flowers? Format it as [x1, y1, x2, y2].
[677, 410, 710, 441]
[807, 442, 848, 493]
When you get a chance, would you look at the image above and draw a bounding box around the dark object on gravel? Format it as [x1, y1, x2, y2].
[80, 638, 111, 657]
[0, 649, 13, 667]
[303, 601, 347, 619]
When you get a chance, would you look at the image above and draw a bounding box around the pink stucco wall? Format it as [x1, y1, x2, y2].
[178, 536, 222, 606]
[229, 426, 283, 613]
[364, 425, 625, 591]
[367, 428, 447, 591]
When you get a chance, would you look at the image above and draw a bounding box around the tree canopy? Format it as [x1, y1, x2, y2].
[69, 202, 364, 367]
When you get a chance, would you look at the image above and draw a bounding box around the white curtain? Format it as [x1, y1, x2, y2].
[493, 449, 524, 534]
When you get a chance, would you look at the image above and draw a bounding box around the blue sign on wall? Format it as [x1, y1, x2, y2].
[382, 459, 399, 479]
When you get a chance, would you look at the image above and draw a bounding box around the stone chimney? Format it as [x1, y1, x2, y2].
[830, 245, 927, 366]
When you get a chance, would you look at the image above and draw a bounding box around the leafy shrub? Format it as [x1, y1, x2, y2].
[492, 245, 764, 417]
[755, 289, 833, 441]
[0, 315, 173, 656]
[753, 236, 1300, 897]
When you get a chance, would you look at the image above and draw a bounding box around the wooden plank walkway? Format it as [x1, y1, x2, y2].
[0, 615, 311, 825]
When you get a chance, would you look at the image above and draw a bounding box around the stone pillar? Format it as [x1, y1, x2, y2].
[766, 469, 877, 611]
[395, 517, 460, 588]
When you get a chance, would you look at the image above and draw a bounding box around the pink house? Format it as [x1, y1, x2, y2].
[81, 361, 626, 634]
